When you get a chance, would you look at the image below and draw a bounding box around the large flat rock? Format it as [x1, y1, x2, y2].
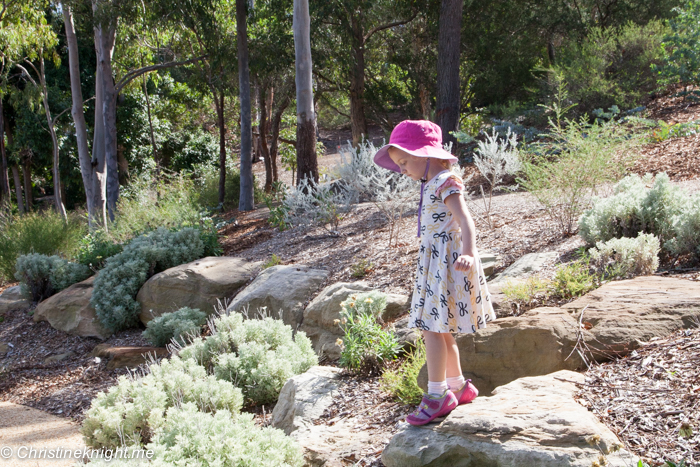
[226, 265, 329, 328]
[138, 256, 260, 324]
[420, 276, 700, 395]
[33, 276, 111, 340]
[383, 370, 629, 467]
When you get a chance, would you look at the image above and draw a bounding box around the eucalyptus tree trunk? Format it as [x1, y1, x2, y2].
[11, 165, 23, 214]
[22, 162, 32, 210]
[237, 0, 254, 211]
[64, 3, 97, 226]
[436, 0, 464, 147]
[293, 0, 318, 186]
[213, 89, 226, 206]
[91, 6, 109, 229]
[269, 94, 290, 184]
[349, 14, 368, 147]
[0, 99, 10, 203]
[99, 21, 119, 221]
[36, 54, 67, 219]
[258, 86, 273, 192]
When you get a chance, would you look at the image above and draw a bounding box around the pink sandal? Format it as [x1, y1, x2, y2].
[451, 379, 478, 405]
[406, 390, 458, 426]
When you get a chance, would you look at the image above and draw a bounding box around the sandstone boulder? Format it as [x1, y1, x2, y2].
[138, 256, 260, 324]
[301, 282, 411, 359]
[479, 251, 498, 277]
[33, 277, 111, 340]
[383, 370, 628, 467]
[226, 265, 329, 328]
[271, 365, 380, 467]
[419, 276, 700, 395]
[489, 251, 559, 284]
[89, 343, 169, 370]
[0, 286, 31, 314]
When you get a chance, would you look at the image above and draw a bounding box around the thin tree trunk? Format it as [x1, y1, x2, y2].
[237, 0, 254, 211]
[349, 14, 367, 147]
[98, 19, 118, 221]
[269, 96, 289, 184]
[0, 98, 10, 203]
[92, 9, 108, 230]
[258, 86, 272, 192]
[64, 3, 96, 226]
[293, 0, 318, 186]
[214, 90, 226, 206]
[22, 162, 32, 210]
[142, 72, 158, 174]
[436, 0, 464, 147]
[11, 165, 23, 214]
[37, 54, 67, 219]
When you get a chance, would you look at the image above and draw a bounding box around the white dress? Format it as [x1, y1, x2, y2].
[409, 170, 496, 334]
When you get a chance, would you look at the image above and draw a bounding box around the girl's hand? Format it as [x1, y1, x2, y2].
[454, 254, 474, 272]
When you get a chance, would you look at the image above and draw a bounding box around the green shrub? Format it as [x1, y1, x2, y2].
[108, 172, 202, 243]
[14, 253, 91, 302]
[142, 307, 207, 348]
[589, 233, 660, 278]
[579, 173, 691, 250]
[337, 291, 400, 375]
[91, 227, 205, 333]
[519, 105, 641, 235]
[80, 355, 243, 450]
[654, 0, 700, 89]
[551, 258, 599, 300]
[75, 231, 123, 271]
[549, 20, 667, 112]
[379, 338, 426, 405]
[198, 163, 265, 211]
[82, 402, 303, 467]
[178, 311, 317, 406]
[261, 254, 282, 269]
[0, 211, 85, 283]
[501, 276, 552, 314]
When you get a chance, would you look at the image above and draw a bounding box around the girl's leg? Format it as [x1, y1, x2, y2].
[422, 330, 447, 382]
[443, 333, 463, 378]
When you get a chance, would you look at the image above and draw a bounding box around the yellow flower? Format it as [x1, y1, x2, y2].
[351, 295, 357, 300]
[364, 298, 373, 304]
[341, 317, 347, 324]
[333, 319, 340, 325]
[335, 338, 344, 347]
[349, 302, 355, 308]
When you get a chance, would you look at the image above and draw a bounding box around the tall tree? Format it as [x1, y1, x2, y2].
[435, 0, 463, 147]
[293, 0, 318, 185]
[237, 0, 254, 210]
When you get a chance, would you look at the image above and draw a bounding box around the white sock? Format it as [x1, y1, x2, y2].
[427, 380, 449, 397]
[446, 375, 466, 391]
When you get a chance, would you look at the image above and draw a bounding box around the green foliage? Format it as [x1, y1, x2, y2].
[550, 21, 668, 112]
[551, 258, 599, 300]
[91, 227, 206, 333]
[261, 254, 282, 269]
[589, 233, 660, 278]
[197, 162, 265, 212]
[80, 355, 244, 450]
[519, 95, 641, 235]
[350, 258, 374, 278]
[379, 338, 426, 405]
[501, 276, 552, 312]
[142, 307, 207, 348]
[14, 253, 91, 302]
[75, 232, 123, 272]
[337, 291, 400, 375]
[0, 211, 85, 283]
[108, 172, 202, 244]
[178, 311, 318, 406]
[579, 173, 699, 258]
[654, 0, 700, 88]
[649, 119, 700, 142]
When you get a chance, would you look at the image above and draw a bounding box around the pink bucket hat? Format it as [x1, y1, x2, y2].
[373, 120, 458, 172]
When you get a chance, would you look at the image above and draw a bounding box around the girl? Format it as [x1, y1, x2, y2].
[373, 120, 496, 426]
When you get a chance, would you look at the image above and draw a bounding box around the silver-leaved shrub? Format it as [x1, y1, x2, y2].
[91, 227, 204, 332]
[80, 402, 302, 467]
[142, 307, 207, 348]
[589, 233, 660, 278]
[579, 173, 698, 258]
[177, 311, 317, 405]
[14, 253, 91, 302]
[80, 355, 243, 450]
[281, 176, 354, 233]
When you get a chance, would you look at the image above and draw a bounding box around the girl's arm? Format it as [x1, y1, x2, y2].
[444, 193, 478, 272]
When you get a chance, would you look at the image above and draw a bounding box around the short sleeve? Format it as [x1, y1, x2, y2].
[436, 174, 464, 202]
